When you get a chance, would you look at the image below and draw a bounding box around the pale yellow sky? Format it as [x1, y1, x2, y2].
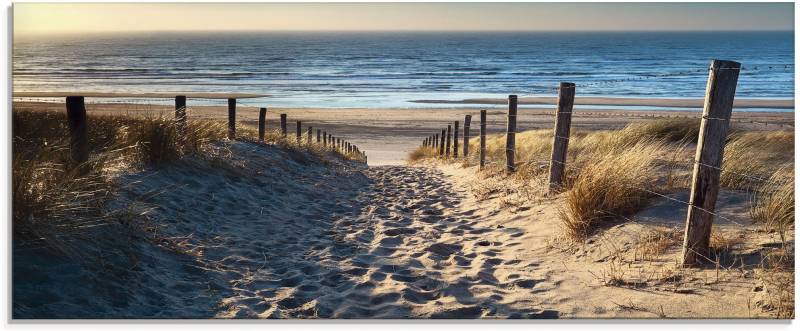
[13, 2, 794, 35]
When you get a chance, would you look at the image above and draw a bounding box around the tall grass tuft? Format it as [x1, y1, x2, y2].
[558, 141, 664, 240]
[750, 168, 794, 244]
[721, 131, 794, 190]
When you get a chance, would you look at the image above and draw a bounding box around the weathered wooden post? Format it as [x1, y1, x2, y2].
[453, 121, 460, 158]
[480, 109, 487, 170]
[316, 129, 321, 143]
[307, 126, 313, 144]
[280, 114, 287, 136]
[175, 95, 187, 137]
[433, 134, 438, 149]
[548, 82, 576, 192]
[227, 98, 236, 139]
[439, 129, 445, 156]
[446, 125, 452, 157]
[66, 96, 89, 168]
[463, 115, 472, 157]
[258, 107, 267, 142]
[323, 131, 327, 146]
[296, 121, 301, 143]
[506, 95, 518, 173]
[681, 59, 741, 267]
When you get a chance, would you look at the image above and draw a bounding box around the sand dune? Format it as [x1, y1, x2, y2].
[13, 136, 788, 318]
[11, 101, 795, 166]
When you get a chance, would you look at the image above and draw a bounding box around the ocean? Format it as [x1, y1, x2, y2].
[12, 31, 794, 108]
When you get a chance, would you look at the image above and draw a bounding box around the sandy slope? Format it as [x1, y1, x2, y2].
[13, 138, 789, 318]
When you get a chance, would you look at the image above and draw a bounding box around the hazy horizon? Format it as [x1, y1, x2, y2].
[14, 3, 795, 36]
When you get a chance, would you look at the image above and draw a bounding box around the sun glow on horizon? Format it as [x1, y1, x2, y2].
[14, 2, 794, 36]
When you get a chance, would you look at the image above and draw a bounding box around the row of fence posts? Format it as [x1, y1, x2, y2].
[64, 96, 368, 167]
[420, 59, 742, 267]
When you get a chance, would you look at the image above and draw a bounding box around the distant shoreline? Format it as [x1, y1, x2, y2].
[409, 96, 795, 109]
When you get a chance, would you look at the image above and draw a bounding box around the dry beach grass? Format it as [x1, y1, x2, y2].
[11, 102, 794, 318]
[410, 118, 794, 318]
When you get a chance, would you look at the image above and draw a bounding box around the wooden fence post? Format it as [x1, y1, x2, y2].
[681, 59, 741, 267]
[227, 98, 236, 139]
[433, 134, 438, 149]
[506, 95, 518, 172]
[317, 129, 321, 143]
[548, 82, 576, 192]
[480, 109, 486, 170]
[439, 129, 445, 156]
[175, 95, 187, 137]
[280, 114, 287, 136]
[307, 126, 312, 144]
[453, 121, 460, 158]
[323, 131, 327, 146]
[258, 107, 267, 141]
[65, 96, 89, 168]
[296, 121, 301, 143]
[446, 125, 452, 157]
[463, 115, 472, 157]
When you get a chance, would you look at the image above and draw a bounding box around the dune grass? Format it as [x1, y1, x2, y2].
[721, 131, 794, 190]
[13, 108, 359, 254]
[750, 168, 795, 244]
[409, 118, 793, 241]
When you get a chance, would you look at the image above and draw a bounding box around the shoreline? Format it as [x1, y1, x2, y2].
[13, 94, 795, 110]
[410, 96, 795, 109]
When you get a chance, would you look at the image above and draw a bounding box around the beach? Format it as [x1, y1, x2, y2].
[12, 100, 794, 165]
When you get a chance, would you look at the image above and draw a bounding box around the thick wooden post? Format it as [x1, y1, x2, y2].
[307, 126, 312, 144]
[65, 96, 89, 167]
[446, 125, 452, 157]
[316, 129, 321, 143]
[296, 121, 301, 143]
[227, 98, 236, 139]
[175, 95, 187, 137]
[480, 110, 486, 170]
[548, 82, 576, 192]
[463, 115, 472, 157]
[433, 134, 438, 149]
[681, 59, 741, 266]
[439, 130, 445, 156]
[323, 131, 327, 145]
[506, 95, 518, 172]
[453, 121, 460, 158]
[258, 107, 267, 142]
[280, 114, 287, 136]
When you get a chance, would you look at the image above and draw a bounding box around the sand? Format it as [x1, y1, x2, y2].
[15, 139, 785, 318]
[11, 101, 795, 165]
[410, 96, 795, 109]
[12, 97, 792, 317]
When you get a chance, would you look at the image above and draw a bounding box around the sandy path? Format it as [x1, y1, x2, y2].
[212, 165, 556, 318]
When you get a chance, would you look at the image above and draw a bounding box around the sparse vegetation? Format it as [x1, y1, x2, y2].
[13, 107, 359, 254]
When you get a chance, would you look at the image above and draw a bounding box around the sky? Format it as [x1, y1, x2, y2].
[13, 2, 795, 35]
